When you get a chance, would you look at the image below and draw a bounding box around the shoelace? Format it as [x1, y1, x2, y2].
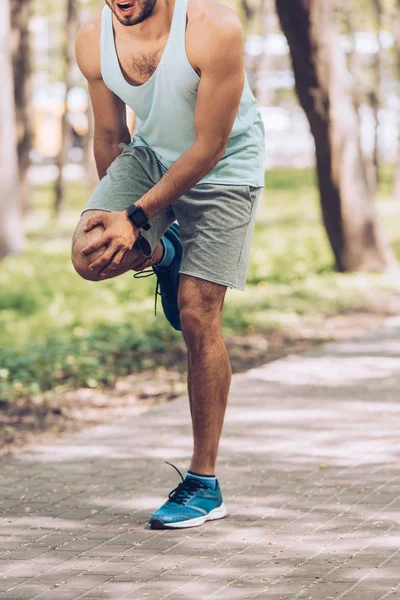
[133, 269, 161, 316]
[165, 461, 207, 506]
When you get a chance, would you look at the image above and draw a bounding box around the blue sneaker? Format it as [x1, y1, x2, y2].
[134, 223, 182, 331]
[152, 223, 182, 331]
[149, 464, 228, 530]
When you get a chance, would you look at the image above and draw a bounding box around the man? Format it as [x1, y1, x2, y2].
[73, 0, 265, 529]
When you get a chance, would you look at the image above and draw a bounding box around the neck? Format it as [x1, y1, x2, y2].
[112, 0, 174, 41]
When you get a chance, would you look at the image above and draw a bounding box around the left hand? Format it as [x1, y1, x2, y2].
[81, 210, 139, 277]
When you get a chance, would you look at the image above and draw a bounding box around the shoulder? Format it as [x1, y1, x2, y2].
[187, 0, 243, 44]
[186, 0, 243, 68]
[75, 14, 102, 81]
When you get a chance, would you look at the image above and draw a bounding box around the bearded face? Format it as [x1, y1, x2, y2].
[105, 0, 157, 26]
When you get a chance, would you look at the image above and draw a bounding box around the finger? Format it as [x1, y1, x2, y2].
[88, 244, 121, 272]
[83, 217, 102, 232]
[131, 253, 149, 270]
[100, 249, 126, 277]
[81, 235, 109, 256]
[133, 256, 152, 272]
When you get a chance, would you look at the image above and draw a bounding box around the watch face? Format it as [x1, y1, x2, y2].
[135, 212, 146, 227]
[129, 206, 148, 227]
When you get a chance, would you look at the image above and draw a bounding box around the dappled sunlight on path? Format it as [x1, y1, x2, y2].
[1, 319, 400, 599]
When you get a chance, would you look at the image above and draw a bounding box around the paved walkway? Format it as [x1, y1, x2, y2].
[1, 319, 400, 600]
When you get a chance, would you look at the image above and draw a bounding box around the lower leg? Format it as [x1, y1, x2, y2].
[179, 275, 231, 475]
[187, 333, 232, 474]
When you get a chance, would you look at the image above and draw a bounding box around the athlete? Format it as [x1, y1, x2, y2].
[73, 0, 265, 529]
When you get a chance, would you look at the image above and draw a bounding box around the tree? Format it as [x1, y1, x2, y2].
[371, 0, 383, 189]
[275, 0, 396, 272]
[54, 0, 78, 216]
[10, 0, 33, 214]
[392, 0, 400, 199]
[0, 0, 24, 259]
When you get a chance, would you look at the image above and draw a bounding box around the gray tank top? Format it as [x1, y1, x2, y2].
[100, 0, 265, 187]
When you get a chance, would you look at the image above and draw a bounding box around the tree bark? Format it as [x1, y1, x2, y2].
[0, 0, 24, 259]
[54, 0, 78, 217]
[340, 1, 363, 118]
[241, 0, 276, 99]
[10, 0, 33, 215]
[275, 0, 396, 272]
[392, 0, 400, 200]
[371, 0, 382, 190]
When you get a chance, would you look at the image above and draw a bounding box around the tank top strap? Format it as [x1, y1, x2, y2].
[166, 0, 189, 57]
[100, 6, 118, 82]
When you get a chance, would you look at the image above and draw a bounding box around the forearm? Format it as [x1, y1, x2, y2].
[135, 140, 225, 218]
[93, 132, 130, 180]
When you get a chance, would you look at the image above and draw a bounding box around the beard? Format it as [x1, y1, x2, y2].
[106, 0, 157, 26]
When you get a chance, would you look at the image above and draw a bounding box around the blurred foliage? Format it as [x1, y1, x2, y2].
[1, 167, 399, 405]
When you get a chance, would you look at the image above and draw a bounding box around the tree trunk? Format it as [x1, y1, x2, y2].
[54, 0, 78, 217]
[241, 0, 275, 99]
[240, 0, 259, 95]
[275, 0, 396, 272]
[10, 0, 33, 215]
[0, 0, 23, 259]
[340, 1, 363, 118]
[370, 0, 382, 190]
[392, 0, 400, 200]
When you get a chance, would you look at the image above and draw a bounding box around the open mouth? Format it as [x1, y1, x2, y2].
[116, 1, 136, 15]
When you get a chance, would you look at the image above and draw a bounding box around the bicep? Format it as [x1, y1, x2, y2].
[194, 25, 244, 150]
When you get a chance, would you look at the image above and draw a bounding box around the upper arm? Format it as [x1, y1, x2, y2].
[191, 8, 244, 154]
[75, 19, 130, 143]
[87, 79, 130, 144]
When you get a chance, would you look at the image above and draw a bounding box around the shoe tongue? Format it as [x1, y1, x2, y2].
[185, 474, 216, 490]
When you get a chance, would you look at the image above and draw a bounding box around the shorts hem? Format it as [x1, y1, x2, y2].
[80, 207, 111, 217]
[179, 270, 246, 292]
[136, 233, 152, 257]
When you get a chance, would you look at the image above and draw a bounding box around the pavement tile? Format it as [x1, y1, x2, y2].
[0, 583, 49, 599]
[54, 573, 111, 590]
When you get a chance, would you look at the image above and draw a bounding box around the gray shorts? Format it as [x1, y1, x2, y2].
[82, 144, 261, 291]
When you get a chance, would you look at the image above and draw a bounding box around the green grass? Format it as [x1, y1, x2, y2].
[1, 169, 399, 403]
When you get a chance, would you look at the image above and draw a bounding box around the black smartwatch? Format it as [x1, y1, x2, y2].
[126, 205, 151, 231]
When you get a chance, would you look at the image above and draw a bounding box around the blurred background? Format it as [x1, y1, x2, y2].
[1, 0, 400, 450]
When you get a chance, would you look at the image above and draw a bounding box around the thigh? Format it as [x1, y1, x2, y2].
[174, 185, 261, 292]
[82, 145, 164, 214]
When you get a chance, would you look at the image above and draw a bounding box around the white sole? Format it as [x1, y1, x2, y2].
[153, 503, 228, 529]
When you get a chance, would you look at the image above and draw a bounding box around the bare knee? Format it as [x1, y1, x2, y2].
[180, 306, 223, 354]
[180, 305, 206, 336]
[178, 276, 226, 345]
[179, 297, 223, 346]
[71, 215, 107, 282]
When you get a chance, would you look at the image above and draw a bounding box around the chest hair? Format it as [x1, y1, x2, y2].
[130, 49, 162, 78]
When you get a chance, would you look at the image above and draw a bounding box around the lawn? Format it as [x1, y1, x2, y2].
[1, 167, 399, 405]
